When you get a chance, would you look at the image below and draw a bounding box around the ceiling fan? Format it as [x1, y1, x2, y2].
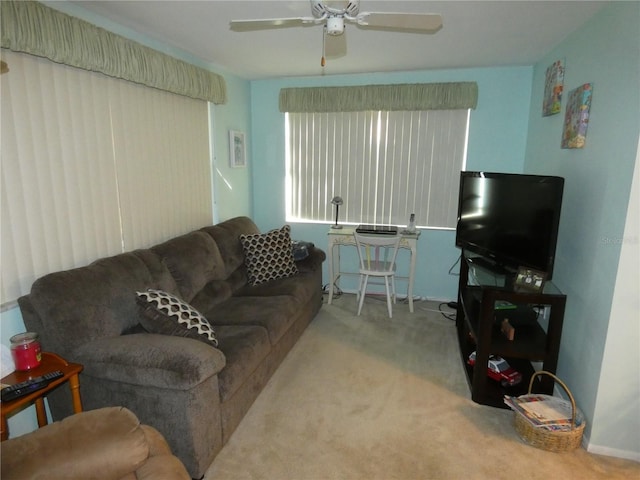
[230, 0, 443, 66]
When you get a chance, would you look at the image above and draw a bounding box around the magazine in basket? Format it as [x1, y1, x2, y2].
[504, 394, 584, 432]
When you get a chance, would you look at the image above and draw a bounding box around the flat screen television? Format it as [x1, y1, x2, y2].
[455, 171, 564, 279]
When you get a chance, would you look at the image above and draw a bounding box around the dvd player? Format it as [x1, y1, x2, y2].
[355, 224, 398, 235]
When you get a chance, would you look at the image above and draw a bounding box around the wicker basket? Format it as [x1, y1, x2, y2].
[513, 371, 585, 452]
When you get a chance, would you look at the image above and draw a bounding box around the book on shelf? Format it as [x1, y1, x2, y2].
[504, 394, 583, 432]
[495, 300, 517, 310]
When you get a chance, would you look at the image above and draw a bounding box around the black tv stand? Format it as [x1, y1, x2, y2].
[456, 250, 567, 408]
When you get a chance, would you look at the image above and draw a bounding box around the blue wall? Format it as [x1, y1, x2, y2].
[212, 75, 253, 222]
[524, 1, 639, 457]
[250, 67, 533, 300]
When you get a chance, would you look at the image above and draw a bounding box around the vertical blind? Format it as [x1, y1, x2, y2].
[286, 109, 469, 228]
[1, 50, 212, 305]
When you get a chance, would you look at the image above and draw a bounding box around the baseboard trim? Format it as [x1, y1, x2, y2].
[553, 388, 640, 462]
[586, 442, 640, 462]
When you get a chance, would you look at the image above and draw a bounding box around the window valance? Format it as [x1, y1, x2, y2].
[279, 82, 478, 112]
[1, 1, 226, 104]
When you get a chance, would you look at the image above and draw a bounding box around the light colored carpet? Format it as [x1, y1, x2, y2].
[205, 295, 639, 480]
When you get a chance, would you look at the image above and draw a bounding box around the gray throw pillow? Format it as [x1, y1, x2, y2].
[136, 289, 218, 347]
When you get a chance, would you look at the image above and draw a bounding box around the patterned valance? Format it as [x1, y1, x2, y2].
[280, 82, 478, 112]
[1, 1, 226, 104]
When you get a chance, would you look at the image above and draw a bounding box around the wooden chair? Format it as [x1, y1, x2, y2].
[354, 232, 402, 318]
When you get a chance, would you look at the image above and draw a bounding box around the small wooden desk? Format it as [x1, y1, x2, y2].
[1, 352, 83, 441]
[327, 227, 421, 312]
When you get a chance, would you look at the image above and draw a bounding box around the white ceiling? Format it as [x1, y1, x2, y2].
[67, 1, 610, 80]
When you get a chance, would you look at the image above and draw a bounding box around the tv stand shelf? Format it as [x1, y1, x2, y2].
[456, 252, 567, 408]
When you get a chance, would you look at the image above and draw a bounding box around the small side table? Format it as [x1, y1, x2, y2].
[1, 351, 83, 441]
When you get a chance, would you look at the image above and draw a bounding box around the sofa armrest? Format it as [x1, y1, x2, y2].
[135, 453, 192, 480]
[72, 333, 226, 390]
[295, 246, 326, 273]
[135, 425, 191, 480]
[1, 407, 190, 480]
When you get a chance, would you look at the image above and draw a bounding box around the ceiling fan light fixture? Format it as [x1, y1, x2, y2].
[230, 0, 442, 63]
[326, 16, 344, 35]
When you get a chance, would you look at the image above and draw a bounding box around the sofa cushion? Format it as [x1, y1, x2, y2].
[203, 295, 299, 345]
[240, 225, 298, 286]
[152, 231, 226, 302]
[214, 325, 271, 402]
[136, 289, 218, 347]
[200, 216, 260, 279]
[236, 269, 319, 303]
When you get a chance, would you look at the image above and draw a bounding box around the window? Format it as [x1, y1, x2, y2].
[285, 108, 469, 228]
[0, 50, 213, 305]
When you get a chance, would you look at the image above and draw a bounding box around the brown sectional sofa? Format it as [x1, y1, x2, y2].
[18, 216, 326, 478]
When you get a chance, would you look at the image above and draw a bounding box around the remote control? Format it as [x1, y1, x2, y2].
[1, 370, 64, 402]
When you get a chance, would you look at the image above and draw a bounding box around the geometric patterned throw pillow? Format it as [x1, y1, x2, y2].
[239, 225, 299, 286]
[135, 289, 218, 347]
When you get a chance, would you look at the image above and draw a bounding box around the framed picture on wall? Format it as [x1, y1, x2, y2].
[561, 83, 593, 149]
[542, 59, 564, 116]
[229, 130, 246, 168]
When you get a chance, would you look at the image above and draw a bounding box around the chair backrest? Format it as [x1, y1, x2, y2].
[354, 233, 402, 274]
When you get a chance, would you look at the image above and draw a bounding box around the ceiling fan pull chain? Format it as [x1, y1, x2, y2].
[321, 26, 326, 67]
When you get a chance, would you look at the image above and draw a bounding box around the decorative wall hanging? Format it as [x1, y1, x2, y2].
[562, 83, 592, 149]
[229, 130, 247, 167]
[542, 59, 564, 116]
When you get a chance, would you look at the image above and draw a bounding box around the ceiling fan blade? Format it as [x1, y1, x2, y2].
[230, 17, 315, 32]
[356, 12, 443, 33]
[325, 31, 347, 59]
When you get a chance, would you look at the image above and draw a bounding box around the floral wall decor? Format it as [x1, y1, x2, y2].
[543, 59, 564, 116]
[562, 83, 593, 149]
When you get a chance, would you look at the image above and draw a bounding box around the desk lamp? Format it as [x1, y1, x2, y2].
[331, 196, 343, 229]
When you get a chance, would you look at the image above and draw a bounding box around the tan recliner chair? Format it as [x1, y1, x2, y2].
[1, 406, 190, 480]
